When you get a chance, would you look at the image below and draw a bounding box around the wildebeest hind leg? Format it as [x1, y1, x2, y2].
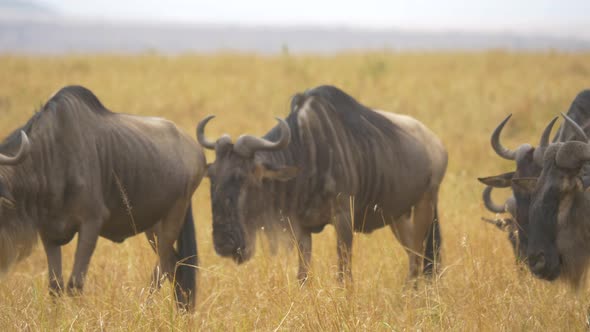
[41, 236, 64, 295]
[67, 221, 102, 294]
[422, 191, 441, 277]
[144, 228, 165, 291]
[389, 212, 421, 286]
[334, 212, 353, 283]
[413, 191, 437, 277]
[153, 201, 195, 310]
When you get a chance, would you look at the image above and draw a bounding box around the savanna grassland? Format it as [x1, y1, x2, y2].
[0, 52, 589, 331]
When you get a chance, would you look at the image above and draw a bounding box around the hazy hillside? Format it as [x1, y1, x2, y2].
[1, 18, 589, 54]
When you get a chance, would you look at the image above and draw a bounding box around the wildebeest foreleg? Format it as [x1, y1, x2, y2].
[41, 237, 64, 295]
[334, 213, 353, 283]
[296, 230, 312, 283]
[67, 222, 102, 294]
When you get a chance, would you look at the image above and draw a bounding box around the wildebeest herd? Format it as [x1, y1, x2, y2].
[0, 84, 588, 312]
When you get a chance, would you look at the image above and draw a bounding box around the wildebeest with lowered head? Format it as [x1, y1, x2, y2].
[524, 114, 590, 286]
[478, 89, 590, 262]
[197, 85, 447, 282]
[0, 86, 206, 310]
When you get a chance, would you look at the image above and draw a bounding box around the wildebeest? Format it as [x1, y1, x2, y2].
[524, 114, 590, 286]
[0, 86, 206, 310]
[196, 85, 447, 282]
[478, 90, 590, 261]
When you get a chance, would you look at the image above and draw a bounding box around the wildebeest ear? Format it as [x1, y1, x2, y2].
[511, 177, 538, 193]
[478, 171, 515, 188]
[0, 182, 15, 208]
[255, 162, 298, 182]
[582, 175, 590, 191]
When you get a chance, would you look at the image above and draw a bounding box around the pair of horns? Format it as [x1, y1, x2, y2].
[525, 113, 590, 169]
[196, 116, 291, 157]
[0, 131, 30, 165]
[491, 114, 556, 165]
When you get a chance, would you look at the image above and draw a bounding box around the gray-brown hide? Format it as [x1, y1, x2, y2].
[197, 85, 447, 282]
[525, 114, 590, 287]
[0, 86, 205, 310]
[478, 89, 590, 262]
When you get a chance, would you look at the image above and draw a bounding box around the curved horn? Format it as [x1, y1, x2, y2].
[196, 115, 217, 150]
[491, 114, 516, 160]
[233, 118, 291, 157]
[482, 186, 507, 213]
[561, 112, 589, 142]
[539, 116, 558, 147]
[533, 116, 558, 166]
[0, 131, 31, 165]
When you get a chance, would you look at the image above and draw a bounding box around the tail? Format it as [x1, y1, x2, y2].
[423, 205, 442, 276]
[175, 203, 198, 310]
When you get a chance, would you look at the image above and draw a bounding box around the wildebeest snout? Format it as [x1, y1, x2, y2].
[528, 251, 546, 273]
[212, 223, 249, 263]
[527, 249, 560, 281]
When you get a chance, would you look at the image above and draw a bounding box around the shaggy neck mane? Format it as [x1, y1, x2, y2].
[259, 85, 413, 167]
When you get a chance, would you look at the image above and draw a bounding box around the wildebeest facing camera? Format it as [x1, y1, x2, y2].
[197, 85, 448, 283]
[526, 114, 590, 287]
[479, 90, 590, 264]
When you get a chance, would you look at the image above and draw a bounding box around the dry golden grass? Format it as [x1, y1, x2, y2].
[0, 51, 589, 330]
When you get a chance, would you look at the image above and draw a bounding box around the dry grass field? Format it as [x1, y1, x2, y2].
[0, 51, 589, 330]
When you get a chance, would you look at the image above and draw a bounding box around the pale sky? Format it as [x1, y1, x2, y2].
[39, 0, 590, 39]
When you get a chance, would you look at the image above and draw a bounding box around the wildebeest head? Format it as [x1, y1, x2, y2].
[478, 114, 557, 261]
[0, 130, 31, 207]
[525, 114, 590, 285]
[0, 131, 34, 274]
[196, 116, 297, 264]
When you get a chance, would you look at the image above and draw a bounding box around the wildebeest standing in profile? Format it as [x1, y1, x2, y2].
[478, 89, 590, 262]
[197, 85, 447, 282]
[0, 86, 206, 310]
[524, 114, 590, 286]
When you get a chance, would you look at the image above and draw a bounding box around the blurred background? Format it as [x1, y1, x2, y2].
[1, 0, 589, 54]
